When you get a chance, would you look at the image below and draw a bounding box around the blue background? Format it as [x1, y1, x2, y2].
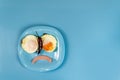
[0, 0, 120, 80]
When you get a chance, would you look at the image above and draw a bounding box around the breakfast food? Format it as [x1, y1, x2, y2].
[32, 55, 52, 64]
[21, 33, 57, 54]
[35, 32, 43, 54]
[21, 33, 57, 64]
[21, 35, 38, 54]
[41, 34, 57, 52]
[36, 37, 43, 54]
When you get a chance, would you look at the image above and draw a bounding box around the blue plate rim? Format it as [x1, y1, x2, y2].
[17, 25, 65, 72]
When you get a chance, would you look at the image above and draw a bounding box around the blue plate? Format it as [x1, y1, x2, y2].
[18, 25, 65, 72]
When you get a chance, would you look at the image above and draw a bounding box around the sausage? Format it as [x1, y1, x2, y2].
[37, 37, 43, 54]
[32, 55, 52, 64]
[35, 31, 43, 54]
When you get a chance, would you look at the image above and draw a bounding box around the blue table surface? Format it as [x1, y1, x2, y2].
[0, 0, 120, 80]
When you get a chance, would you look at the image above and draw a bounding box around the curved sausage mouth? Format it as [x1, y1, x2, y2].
[32, 55, 52, 64]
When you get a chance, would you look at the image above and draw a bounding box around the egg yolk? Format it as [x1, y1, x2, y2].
[43, 42, 53, 51]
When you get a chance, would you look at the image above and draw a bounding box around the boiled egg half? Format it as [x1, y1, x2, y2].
[42, 34, 57, 52]
[21, 35, 38, 54]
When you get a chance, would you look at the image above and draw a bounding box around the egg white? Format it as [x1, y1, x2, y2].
[42, 34, 57, 52]
[21, 35, 38, 54]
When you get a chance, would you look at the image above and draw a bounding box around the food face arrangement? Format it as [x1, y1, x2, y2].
[21, 32, 57, 64]
[18, 26, 65, 72]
